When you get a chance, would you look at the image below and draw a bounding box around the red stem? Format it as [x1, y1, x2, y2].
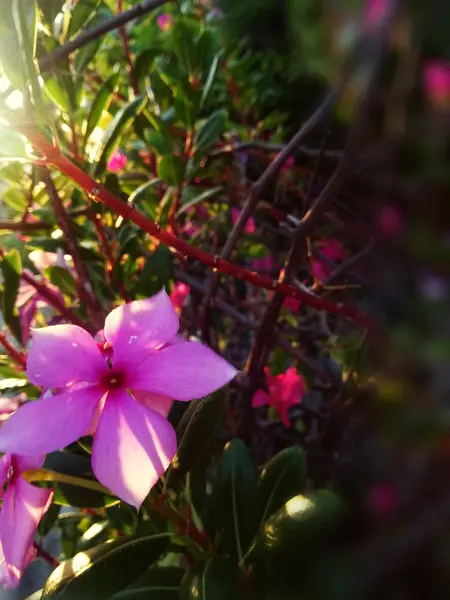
[117, 0, 140, 96]
[23, 130, 378, 334]
[0, 331, 27, 369]
[33, 541, 60, 569]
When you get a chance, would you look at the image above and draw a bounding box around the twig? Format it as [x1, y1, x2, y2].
[21, 129, 378, 333]
[41, 168, 105, 328]
[319, 239, 374, 289]
[33, 541, 60, 569]
[201, 89, 340, 338]
[0, 220, 53, 231]
[117, 0, 140, 95]
[210, 141, 344, 160]
[0, 331, 27, 369]
[39, 0, 170, 72]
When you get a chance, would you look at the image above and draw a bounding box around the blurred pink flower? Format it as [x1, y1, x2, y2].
[251, 254, 274, 273]
[423, 61, 450, 109]
[231, 208, 256, 234]
[0, 453, 53, 587]
[283, 296, 301, 312]
[0, 290, 237, 508]
[312, 238, 345, 282]
[252, 366, 306, 427]
[170, 282, 190, 312]
[378, 205, 404, 237]
[107, 151, 128, 173]
[157, 14, 173, 31]
[363, 0, 388, 29]
[369, 483, 398, 519]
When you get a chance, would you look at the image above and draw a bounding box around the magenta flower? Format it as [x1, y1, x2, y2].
[252, 366, 306, 427]
[0, 290, 237, 508]
[107, 151, 128, 173]
[312, 238, 345, 283]
[423, 61, 450, 109]
[157, 14, 173, 31]
[0, 453, 53, 588]
[231, 208, 256, 234]
[251, 254, 275, 273]
[170, 282, 190, 313]
[363, 0, 388, 30]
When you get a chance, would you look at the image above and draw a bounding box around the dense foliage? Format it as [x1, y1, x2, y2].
[0, 0, 450, 598]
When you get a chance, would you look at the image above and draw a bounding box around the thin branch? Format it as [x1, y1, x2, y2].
[210, 141, 344, 160]
[39, 0, 171, 72]
[33, 541, 60, 569]
[0, 331, 27, 369]
[201, 88, 340, 337]
[21, 129, 378, 333]
[0, 220, 52, 231]
[117, 0, 140, 95]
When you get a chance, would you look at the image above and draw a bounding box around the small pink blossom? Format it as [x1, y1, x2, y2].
[312, 238, 345, 282]
[0, 290, 237, 508]
[157, 14, 173, 31]
[252, 366, 306, 427]
[107, 151, 128, 173]
[369, 483, 398, 519]
[423, 61, 450, 109]
[251, 255, 275, 273]
[282, 296, 301, 312]
[378, 205, 404, 237]
[0, 453, 53, 587]
[170, 282, 190, 312]
[231, 208, 256, 234]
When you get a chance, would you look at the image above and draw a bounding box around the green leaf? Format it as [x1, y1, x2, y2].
[180, 559, 241, 600]
[85, 71, 121, 144]
[212, 439, 258, 561]
[0, 130, 33, 164]
[41, 533, 170, 600]
[145, 130, 173, 156]
[2, 187, 28, 211]
[157, 155, 185, 186]
[143, 109, 174, 143]
[111, 566, 183, 600]
[258, 447, 307, 524]
[1, 250, 22, 343]
[43, 76, 72, 113]
[38, 0, 65, 27]
[94, 95, 148, 176]
[74, 39, 102, 72]
[132, 245, 173, 297]
[171, 20, 198, 76]
[67, 0, 101, 38]
[0, 3, 26, 90]
[247, 491, 344, 568]
[127, 178, 162, 210]
[201, 51, 223, 109]
[43, 452, 118, 508]
[25, 590, 44, 600]
[176, 186, 222, 217]
[43, 266, 77, 296]
[193, 109, 227, 155]
[165, 392, 226, 491]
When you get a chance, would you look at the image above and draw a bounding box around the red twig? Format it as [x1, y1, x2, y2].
[0, 331, 27, 369]
[23, 130, 377, 333]
[117, 0, 140, 95]
[33, 541, 60, 569]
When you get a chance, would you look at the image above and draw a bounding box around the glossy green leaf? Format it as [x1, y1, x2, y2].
[74, 39, 102, 72]
[43, 77, 72, 112]
[127, 178, 162, 208]
[1, 249, 22, 343]
[84, 71, 121, 143]
[145, 130, 173, 156]
[2, 187, 28, 211]
[193, 109, 227, 154]
[165, 391, 226, 491]
[180, 559, 241, 600]
[171, 20, 198, 75]
[258, 447, 307, 524]
[157, 155, 185, 186]
[94, 95, 148, 176]
[43, 266, 77, 296]
[176, 186, 222, 217]
[67, 0, 100, 38]
[0, 131, 33, 164]
[0, 3, 26, 90]
[144, 109, 173, 143]
[25, 590, 44, 600]
[43, 452, 118, 508]
[111, 566, 183, 600]
[132, 245, 173, 297]
[201, 51, 223, 109]
[212, 439, 258, 561]
[41, 533, 170, 600]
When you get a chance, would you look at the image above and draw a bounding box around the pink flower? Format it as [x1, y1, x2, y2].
[251, 255, 274, 273]
[107, 151, 128, 173]
[0, 290, 237, 508]
[157, 14, 173, 31]
[378, 205, 403, 237]
[312, 238, 345, 282]
[231, 208, 256, 234]
[363, 0, 388, 30]
[282, 296, 301, 312]
[0, 453, 53, 587]
[423, 61, 450, 109]
[252, 366, 306, 427]
[170, 282, 190, 313]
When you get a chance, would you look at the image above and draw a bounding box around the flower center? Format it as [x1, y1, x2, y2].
[102, 370, 126, 390]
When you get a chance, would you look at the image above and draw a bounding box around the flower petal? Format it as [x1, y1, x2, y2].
[0, 455, 11, 491]
[104, 290, 179, 369]
[131, 342, 238, 401]
[0, 477, 53, 588]
[132, 390, 173, 418]
[14, 454, 45, 474]
[252, 389, 269, 408]
[0, 386, 102, 455]
[92, 390, 176, 508]
[27, 325, 106, 388]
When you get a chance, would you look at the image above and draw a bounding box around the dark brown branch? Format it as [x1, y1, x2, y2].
[39, 0, 170, 72]
[0, 220, 52, 231]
